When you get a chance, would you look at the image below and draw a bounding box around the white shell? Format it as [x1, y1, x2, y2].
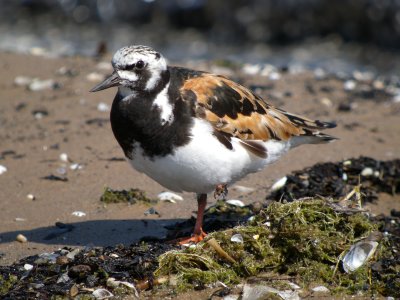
[230, 234, 244, 243]
[342, 240, 379, 273]
[97, 102, 110, 112]
[72, 211, 86, 217]
[92, 288, 114, 299]
[226, 199, 245, 207]
[270, 176, 288, 192]
[157, 191, 183, 202]
[0, 165, 7, 175]
[59, 153, 69, 162]
[24, 264, 33, 271]
[361, 167, 374, 177]
[311, 285, 329, 292]
[232, 185, 255, 194]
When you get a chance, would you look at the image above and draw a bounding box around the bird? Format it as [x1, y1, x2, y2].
[90, 45, 336, 243]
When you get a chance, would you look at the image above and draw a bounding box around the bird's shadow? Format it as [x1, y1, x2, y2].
[0, 218, 186, 247]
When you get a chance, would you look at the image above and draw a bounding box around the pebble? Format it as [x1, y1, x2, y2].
[226, 199, 245, 207]
[29, 79, 59, 91]
[361, 167, 374, 177]
[144, 207, 159, 216]
[56, 256, 70, 265]
[15, 218, 26, 222]
[23, 263, 33, 271]
[231, 233, 244, 243]
[86, 72, 105, 82]
[268, 71, 281, 81]
[14, 76, 34, 86]
[270, 176, 288, 192]
[320, 97, 333, 108]
[27, 194, 36, 200]
[59, 153, 69, 162]
[70, 163, 83, 170]
[314, 68, 326, 80]
[0, 165, 7, 175]
[343, 80, 356, 91]
[242, 284, 279, 300]
[16, 234, 28, 243]
[97, 102, 110, 112]
[72, 211, 86, 217]
[92, 288, 114, 299]
[242, 63, 261, 75]
[157, 191, 183, 203]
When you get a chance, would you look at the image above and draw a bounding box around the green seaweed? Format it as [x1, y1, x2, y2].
[0, 274, 18, 296]
[100, 187, 156, 204]
[155, 198, 395, 296]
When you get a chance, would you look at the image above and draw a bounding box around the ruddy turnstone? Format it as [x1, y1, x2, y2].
[91, 45, 336, 243]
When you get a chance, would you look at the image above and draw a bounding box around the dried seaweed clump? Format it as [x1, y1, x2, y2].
[100, 187, 156, 204]
[156, 199, 391, 295]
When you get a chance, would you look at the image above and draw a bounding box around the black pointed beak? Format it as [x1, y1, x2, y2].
[90, 71, 121, 92]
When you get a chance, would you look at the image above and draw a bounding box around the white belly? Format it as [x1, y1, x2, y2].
[128, 119, 291, 194]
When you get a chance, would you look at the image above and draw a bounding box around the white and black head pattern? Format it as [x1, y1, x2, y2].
[112, 45, 168, 92]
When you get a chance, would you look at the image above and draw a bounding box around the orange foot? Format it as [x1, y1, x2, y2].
[174, 229, 207, 245]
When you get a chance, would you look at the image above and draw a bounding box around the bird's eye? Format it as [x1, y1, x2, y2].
[135, 60, 145, 70]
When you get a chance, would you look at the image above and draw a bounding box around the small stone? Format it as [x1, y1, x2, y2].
[242, 284, 279, 300]
[56, 256, 70, 265]
[97, 102, 110, 112]
[70, 163, 83, 170]
[0, 165, 7, 175]
[59, 153, 69, 162]
[361, 167, 374, 177]
[320, 97, 333, 108]
[242, 64, 261, 75]
[15, 218, 26, 222]
[144, 207, 159, 216]
[69, 264, 91, 278]
[29, 79, 58, 91]
[27, 194, 35, 200]
[86, 72, 105, 82]
[269, 72, 281, 81]
[343, 80, 356, 91]
[314, 68, 326, 80]
[14, 76, 34, 86]
[24, 263, 33, 271]
[16, 234, 28, 243]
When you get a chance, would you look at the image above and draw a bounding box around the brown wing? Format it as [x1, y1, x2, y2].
[180, 73, 334, 143]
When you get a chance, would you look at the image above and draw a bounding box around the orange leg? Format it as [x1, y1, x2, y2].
[177, 194, 207, 244]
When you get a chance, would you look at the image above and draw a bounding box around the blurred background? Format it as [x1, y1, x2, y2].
[1, 0, 400, 74]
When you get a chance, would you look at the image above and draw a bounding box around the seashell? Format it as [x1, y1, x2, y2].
[230, 233, 244, 243]
[0, 165, 7, 175]
[226, 199, 245, 207]
[312, 285, 329, 293]
[342, 240, 379, 273]
[92, 288, 114, 299]
[360, 167, 373, 177]
[72, 211, 86, 217]
[271, 176, 287, 192]
[157, 191, 183, 203]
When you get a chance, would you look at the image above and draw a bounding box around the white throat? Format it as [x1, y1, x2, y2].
[152, 83, 174, 125]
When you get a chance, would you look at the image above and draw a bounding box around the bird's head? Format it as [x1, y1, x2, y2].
[90, 45, 167, 93]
